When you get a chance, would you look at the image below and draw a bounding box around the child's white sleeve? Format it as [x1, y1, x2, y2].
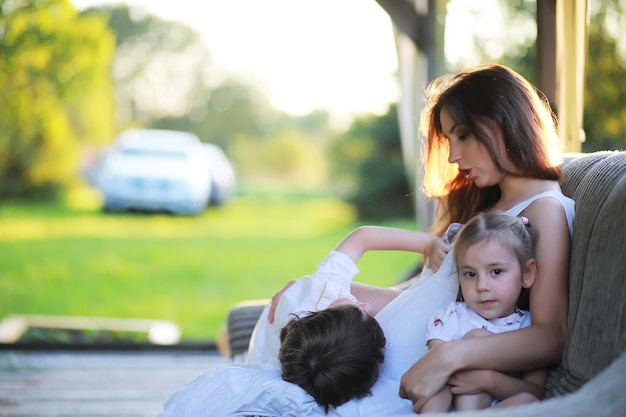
[313, 250, 360, 289]
[247, 250, 360, 369]
[276, 250, 360, 320]
[425, 301, 463, 345]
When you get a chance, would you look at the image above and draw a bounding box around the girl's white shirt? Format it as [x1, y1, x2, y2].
[426, 302, 531, 343]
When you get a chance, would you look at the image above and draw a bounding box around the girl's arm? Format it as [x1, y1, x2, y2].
[400, 198, 570, 411]
[448, 367, 546, 401]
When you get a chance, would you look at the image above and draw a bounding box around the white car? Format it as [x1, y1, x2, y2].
[97, 129, 215, 215]
[202, 143, 236, 206]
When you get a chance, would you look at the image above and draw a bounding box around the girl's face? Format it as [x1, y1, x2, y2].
[457, 239, 534, 320]
[439, 107, 505, 188]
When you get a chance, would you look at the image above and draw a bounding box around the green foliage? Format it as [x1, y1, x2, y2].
[331, 105, 414, 220]
[583, 0, 626, 151]
[87, 4, 284, 158]
[485, 0, 626, 151]
[0, 198, 419, 341]
[83, 5, 224, 129]
[0, 0, 116, 200]
[152, 79, 273, 152]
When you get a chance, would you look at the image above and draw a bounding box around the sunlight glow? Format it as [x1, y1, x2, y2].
[72, 0, 400, 122]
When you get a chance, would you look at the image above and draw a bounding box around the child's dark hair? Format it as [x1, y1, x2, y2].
[453, 211, 538, 307]
[278, 304, 386, 413]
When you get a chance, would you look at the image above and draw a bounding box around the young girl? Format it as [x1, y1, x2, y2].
[421, 212, 545, 413]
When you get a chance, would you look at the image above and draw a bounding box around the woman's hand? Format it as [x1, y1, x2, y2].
[399, 341, 458, 412]
[267, 280, 295, 324]
[424, 236, 450, 272]
[447, 369, 493, 395]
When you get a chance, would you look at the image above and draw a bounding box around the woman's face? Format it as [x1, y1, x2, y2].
[440, 107, 505, 188]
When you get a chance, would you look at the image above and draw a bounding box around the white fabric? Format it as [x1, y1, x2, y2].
[158, 191, 575, 417]
[426, 302, 531, 343]
[247, 250, 359, 369]
[507, 190, 575, 236]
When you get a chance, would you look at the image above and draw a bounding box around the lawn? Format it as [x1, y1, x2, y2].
[0, 196, 421, 342]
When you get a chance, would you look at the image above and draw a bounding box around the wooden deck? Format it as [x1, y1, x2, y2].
[0, 348, 228, 417]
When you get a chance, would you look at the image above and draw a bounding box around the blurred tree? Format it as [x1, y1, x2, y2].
[83, 5, 278, 155]
[457, 0, 626, 151]
[261, 128, 328, 189]
[153, 79, 274, 151]
[272, 109, 332, 146]
[446, 0, 537, 75]
[227, 110, 331, 191]
[0, 0, 115, 200]
[330, 105, 414, 220]
[582, 0, 626, 151]
[81, 5, 213, 127]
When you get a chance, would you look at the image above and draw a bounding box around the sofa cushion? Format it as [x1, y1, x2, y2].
[546, 151, 626, 397]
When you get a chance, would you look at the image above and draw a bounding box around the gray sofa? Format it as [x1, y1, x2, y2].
[403, 151, 626, 416]
[225, 150, 626, 416]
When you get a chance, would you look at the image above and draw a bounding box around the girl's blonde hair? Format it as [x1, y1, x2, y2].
[420, 64, 563, 236]
[453, 211, 537, 269]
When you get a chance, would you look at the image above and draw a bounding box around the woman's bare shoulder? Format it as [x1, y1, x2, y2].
[523, 194, 572, 235]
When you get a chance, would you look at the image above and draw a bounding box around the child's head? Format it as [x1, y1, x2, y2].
[278, 304, 385, 413]
[453, 211, 537, 320]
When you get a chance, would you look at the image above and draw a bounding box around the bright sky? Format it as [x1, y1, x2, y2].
[72, 0, 401, 122]
[71, 1, 510, 123]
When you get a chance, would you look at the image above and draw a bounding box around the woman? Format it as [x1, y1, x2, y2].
[395, 63, 573, 412]
[159, 64, 575, 416]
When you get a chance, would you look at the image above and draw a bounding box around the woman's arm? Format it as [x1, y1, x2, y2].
[400, 198, 570, 411]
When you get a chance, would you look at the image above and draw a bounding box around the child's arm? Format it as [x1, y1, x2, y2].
[268, 226, 448, 323]
[448, 367, 546, 401]
[335, 226, 449, 271]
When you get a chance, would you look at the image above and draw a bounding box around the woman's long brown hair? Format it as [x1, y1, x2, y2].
[420, 64, 563, 235]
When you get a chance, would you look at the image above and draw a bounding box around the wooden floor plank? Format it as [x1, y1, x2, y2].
[0, 349, 228, 417]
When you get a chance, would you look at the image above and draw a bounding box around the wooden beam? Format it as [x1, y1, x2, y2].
[556, 0, 589, 152]
[536, 0, 557, 110]
[375, 0, 430, 52]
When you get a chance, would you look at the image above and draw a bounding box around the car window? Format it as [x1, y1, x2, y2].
[121, 148, 188, 160]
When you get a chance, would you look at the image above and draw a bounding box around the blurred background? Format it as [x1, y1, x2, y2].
[1, 0, 624, 345]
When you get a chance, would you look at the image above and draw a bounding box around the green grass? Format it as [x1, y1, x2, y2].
[0, 197, 421, 341]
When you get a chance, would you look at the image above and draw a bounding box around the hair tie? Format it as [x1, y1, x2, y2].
[520, 216, 529, 225]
